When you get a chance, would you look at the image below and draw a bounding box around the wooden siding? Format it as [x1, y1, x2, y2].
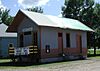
[41, 48, 87, 59]
[7, 10, 25, 32]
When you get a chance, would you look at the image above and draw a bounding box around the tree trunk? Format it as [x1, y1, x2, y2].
[94, 47, 96, 56]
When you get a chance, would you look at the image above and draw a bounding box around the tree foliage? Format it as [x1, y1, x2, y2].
[62, 0, 94, 25]
[26, 7, 43, 13]
[62, 0, 100, 52]
[0, 8, 14, 26]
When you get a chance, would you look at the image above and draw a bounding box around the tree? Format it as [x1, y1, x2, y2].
[62, 0, 84, 19]
[93, 3, 100, 48]
[62, 0, 94, 23]
[26, 7, 43, 13]
[62, 0, 100, 55]
[0, 8, 14, 26]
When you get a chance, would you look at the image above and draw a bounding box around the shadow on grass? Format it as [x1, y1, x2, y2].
[0, 62, 37, 67]
[87, 54, 100, 57]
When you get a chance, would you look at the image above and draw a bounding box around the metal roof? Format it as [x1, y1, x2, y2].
[0, 23, 17, 37]
[21, 10, 93, 32]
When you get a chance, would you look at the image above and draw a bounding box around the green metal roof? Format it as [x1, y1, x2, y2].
[21, 10, 94, 32]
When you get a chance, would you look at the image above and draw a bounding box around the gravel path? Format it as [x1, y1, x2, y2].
[0, 57, 100, 71]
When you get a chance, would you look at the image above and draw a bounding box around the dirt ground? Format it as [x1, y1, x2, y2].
[0, 57, 100, 71]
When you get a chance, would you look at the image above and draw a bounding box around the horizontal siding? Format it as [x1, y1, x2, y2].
[18, 17, 39, 33]
[18, 17, 40, 47]
[41, 27, 58, 49]
[41, 27, 80, 49]
[1, 37, 17, 57]
[40, 27, 87, 59]
[63, 30, 77, 48]
[82, 32, 87, 48]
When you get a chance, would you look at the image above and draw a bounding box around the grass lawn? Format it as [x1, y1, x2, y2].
[0, 59, 11, 63]
[88, 49, 100, 55]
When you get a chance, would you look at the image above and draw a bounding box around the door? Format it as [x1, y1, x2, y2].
[79, 35, 82, 53]
[58, 33, 63, 54]
[33, 32, 38, 46]
[77, 34, 82, 54]
[19, 33, 24, 47]
[32, 32, 40, 63]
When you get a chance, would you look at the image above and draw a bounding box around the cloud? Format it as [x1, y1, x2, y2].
[17, 0, 50, 8]
[0, 0, 6, 9]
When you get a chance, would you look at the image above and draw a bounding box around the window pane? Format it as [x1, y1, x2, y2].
[24, 31, 31, 35]
[58, 33, 62, 37]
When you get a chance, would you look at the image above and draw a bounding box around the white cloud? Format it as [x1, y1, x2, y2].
[18, 0, 50, 8]
[0, 0, 6, 9]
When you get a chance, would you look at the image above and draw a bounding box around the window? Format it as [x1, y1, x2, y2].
[24, 31, 31, 35]
[66, 33, 70, 47]
[58, 33, 62, 37]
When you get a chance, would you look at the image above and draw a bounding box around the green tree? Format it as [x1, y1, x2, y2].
[26, 7, 43, 13]
[0, 8, 14, 26]
[62, 0, 94, 23]
[93, 3, 100, 48]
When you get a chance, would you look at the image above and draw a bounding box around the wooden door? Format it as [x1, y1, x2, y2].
[58, 33, 63, 54]
[19, 33, 23, 47]
[33, 32, 38, 46]
[79, 35, 82, 53]
[77, 34, 82, 54]
[32, 32, 39, 62]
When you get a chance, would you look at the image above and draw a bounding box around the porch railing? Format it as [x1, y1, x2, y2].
[9, 46, 38, 56]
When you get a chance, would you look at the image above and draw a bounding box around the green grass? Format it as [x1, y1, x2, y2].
[89, 56, 100, 59]
[88, 49, 100, 54]
[0, 59, 11, 63]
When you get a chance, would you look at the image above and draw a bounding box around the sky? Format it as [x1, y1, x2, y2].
[0, 0, 100, 17]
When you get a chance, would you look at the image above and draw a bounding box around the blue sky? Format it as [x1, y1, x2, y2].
[0, 0, 100, 16]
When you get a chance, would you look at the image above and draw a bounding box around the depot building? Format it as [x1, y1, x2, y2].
[7, 10, 93, 63]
